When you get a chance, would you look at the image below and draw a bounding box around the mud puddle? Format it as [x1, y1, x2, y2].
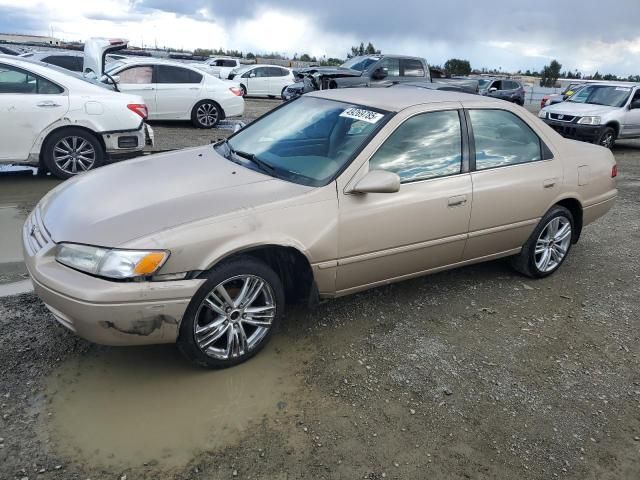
[45, 337, 310, 469]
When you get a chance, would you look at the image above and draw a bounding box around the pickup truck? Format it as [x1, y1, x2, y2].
[282, 55, 478, 100]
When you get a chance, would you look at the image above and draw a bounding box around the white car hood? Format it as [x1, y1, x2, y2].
[544, 102, 617, 117]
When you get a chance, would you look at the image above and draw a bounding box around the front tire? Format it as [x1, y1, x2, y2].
[596, 127, 616, 149]
[510, 206, 574, 278]
[191, 100, 221, 129]
[177, 256, 285, 368]
[42, 128, 104, 180]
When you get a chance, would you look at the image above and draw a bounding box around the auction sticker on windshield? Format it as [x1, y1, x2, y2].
[340, 107, 384, 124]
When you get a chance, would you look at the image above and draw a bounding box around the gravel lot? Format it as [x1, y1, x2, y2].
[0, 99, 639, 480]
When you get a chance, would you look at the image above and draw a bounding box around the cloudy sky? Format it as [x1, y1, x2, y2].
[2, 0, 640, 76]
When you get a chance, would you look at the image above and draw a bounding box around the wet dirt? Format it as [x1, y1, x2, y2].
[45, 337, 310, 470]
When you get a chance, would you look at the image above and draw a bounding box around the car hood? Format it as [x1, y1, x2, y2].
[40, 145, 312, 247]
[544, 102, 618, 116]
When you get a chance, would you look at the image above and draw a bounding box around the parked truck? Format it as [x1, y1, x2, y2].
[282, 54, 478, 100]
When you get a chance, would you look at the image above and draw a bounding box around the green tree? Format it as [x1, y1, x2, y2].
[540, 59, 562, 87]
[348, 42, 380, 58]
[443, 58, 472, 76]
[592, 71, 603, 80]
[246, 52, 256, 60]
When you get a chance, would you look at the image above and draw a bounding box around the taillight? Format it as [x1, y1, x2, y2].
[229, 87, 243, 97]
[611, 164, 618, 178]
[127, 103, 148, 119]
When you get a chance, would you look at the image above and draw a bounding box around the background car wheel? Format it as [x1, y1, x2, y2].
[510, 205, 574, 278]
[281, 87, 287, 99]
[240, 84, 247, 97]
[42, 128, 104, 180]
[191, 100, 221, 129]
[596, 127, 616, 149]
[177, 256, 285, 368]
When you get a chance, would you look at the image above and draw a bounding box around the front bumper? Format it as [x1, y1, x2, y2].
[543, 119, 602, 143]
[23, 210, 204, 346]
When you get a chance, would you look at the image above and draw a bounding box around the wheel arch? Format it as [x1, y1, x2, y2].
[198, 244, 318, 306]
[192, 98, 226, 120]
[604, 121, 620, 138]
[39, 124, 105, 166]
[554, 197, 583, 243]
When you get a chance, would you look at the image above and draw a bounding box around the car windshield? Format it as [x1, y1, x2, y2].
[221, 96, 390, 187]
[231, 65, 253, 75]
[341, 56, 380, 71]
[568, 85, 632, 107]
[478, 79, 491, 88]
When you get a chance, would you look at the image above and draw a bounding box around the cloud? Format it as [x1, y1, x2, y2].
[2, 0, 640, 76]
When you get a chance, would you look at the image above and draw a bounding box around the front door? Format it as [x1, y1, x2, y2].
[0, 63, 69, 161]
[245, 67, 271, 96]
[114, 65, 156, 115]
[463, 106, 563, 260]
[336, 105, 472, 293]
[622, 88, 640, 137]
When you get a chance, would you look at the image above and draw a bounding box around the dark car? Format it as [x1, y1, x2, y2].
[478, 78, 526, 105]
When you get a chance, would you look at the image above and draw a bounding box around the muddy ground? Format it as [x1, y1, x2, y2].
[0, 99, 639, 480]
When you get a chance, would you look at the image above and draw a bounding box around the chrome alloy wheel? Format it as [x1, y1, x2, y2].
[599, 131, 615, 149]
[194, 275, 276, 360]
[53, 136, 96, 174]
[196, 102, 218, 127]
[534, 216, 572, 273]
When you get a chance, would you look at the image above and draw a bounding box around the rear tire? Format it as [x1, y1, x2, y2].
[239, 84, 247, 97]
[42, 128, 104, 180]
[177, 256, 285, 369]
[510, 205, 574, 278]
[191, 100, 221, 129]
[596, 127, 616, 149]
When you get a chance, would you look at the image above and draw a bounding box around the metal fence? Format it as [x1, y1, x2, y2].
[523, 85, 563, 106]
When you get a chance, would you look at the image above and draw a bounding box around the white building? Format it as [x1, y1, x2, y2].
[0, 33, 61, 46]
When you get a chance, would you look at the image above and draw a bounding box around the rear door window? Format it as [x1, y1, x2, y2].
[0, 63, 63, 94]
[469, 109, 542, 170]
[401, 59, 425, 77]
[156, 65, 201, 84]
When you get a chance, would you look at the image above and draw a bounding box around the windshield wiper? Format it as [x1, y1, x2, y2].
[221, 140, 275, 175]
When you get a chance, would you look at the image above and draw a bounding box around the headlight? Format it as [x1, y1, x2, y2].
[577, 116, 601, 125]
[56, 243, 169, 279]
[538, 109, 547, 119]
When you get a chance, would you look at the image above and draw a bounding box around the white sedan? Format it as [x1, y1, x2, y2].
[228, 64, 295, 98]
[0, 55, 150, 179]
[103, 58, 245, 128]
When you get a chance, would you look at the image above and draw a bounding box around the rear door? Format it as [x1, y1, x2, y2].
[265, 67, 291, 96]
[463, 105, 562, 260]
[154, 65, 203, 119]
[0, 62, 69, 161]
[114, 65, 156, 114]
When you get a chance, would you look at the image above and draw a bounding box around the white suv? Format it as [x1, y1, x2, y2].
[0, 55, 151, 179]
[540, 83, 640, 149]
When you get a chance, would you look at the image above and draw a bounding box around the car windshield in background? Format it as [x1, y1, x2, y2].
[341, 56, 380, 71]
[568, 85, 632, 107]
[230, 65, 253, 76]
[104, 61, 125, 74]
[478, 79, 490, 88]
[222, 96, 389, 187]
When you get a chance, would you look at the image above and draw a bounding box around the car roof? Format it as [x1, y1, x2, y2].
[21, 51, 83, 58]
[307, 87, 501, 112]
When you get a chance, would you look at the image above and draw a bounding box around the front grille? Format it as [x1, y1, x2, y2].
[549, 124, 578, 137]
[549, 113, 576, 122]
[24, 208, 52, 255]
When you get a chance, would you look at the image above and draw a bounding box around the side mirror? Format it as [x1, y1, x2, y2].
[372, 67, 388, 80]
[249, 72, 256, 78]
[489, 87, 497, 93]
[351, 170, 400, 194]
[630, 99, 640, 110]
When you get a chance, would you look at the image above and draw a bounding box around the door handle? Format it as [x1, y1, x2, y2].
[188, 87, 200, 90]
[543, 178, 558, 188]
[448, 195, 468, 207]
[140, 87, 155, 90]
[36, 101, 61, 107]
